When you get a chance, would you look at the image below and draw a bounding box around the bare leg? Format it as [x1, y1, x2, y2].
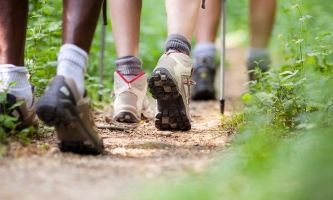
[195, 0, 221, 43]
[36, 0, 105, 155]
[62, 0, 103, 53]
[247, 0, 276, 80]
[109, 0, 142, 57]
[166, 0, 201, 41]
[147, 0, 201, 131]
[108, 0, 146, 124]
[0, 0, 28, 66]
[0, 0, 33, 108]
[191, 0, 220, 101]
[249, 0, 276, 48]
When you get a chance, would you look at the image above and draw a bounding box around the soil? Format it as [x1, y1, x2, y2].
[0, 47, 249, 200]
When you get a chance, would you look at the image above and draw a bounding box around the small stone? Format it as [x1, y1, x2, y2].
[49, 147, 60, 154]
[159, 131, 172, 137]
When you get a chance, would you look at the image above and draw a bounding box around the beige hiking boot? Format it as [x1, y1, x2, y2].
[112, 71, 151, 123]
[36, 75, 104, 155]
[148, 51, 194, 131]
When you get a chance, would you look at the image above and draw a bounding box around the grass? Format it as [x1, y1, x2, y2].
[137, 0, 333, 199]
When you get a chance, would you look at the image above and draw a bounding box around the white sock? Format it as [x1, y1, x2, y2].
[0, 64, 33, 108]
[57, 44, 88, 97]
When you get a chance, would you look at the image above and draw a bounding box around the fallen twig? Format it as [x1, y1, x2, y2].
[97, 125, 127, 131]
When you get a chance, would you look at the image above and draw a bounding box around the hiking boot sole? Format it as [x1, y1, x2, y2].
[148, 68, 191, 131]
[37, 95, 104, 155]
[113, 112, 140, 123]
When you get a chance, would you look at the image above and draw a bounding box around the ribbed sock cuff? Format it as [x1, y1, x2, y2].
[165, 34, 191, 56]
[193, 42, 216, 60]
[246, 47, 271, 71]
[0, 64, 30, 90]
[57, 44, 87, 97]
[57, 43, 88, 73]
[115, 56, 142, 76]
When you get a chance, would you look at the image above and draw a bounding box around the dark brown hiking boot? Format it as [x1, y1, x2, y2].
[36, 75, 104, 155]
[191, 57, 216, 100]
[0, 93, 39, 131]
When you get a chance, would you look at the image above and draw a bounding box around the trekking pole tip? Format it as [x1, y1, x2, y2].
[220, 99, 225, 114]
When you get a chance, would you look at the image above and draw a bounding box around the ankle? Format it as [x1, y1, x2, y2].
[246, 47, 270, 61]
[165, 34, 191, 56]
[115, 56, 142, 81]
[193, 42, 216, 61]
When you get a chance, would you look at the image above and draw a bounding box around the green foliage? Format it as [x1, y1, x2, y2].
[0, 92, 36, 145]
[26, 0, 62, 97]
[138, 1, 333, 199]
[244, 68, 307, 128]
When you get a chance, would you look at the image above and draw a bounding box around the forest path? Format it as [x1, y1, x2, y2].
[0, 47, 248, 200]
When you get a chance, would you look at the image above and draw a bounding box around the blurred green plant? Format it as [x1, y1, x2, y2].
[138, 1, 333, 199]
[0, 90, 37, 146]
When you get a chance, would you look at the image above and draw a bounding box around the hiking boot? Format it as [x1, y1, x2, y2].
[191, 57, 216, 100]
[148, 51, 194, 131]
[247, 57, 271, 80]
[112, 71, 151, 123]
[36, 75, 104, 155]
[0, 92, 39, 131]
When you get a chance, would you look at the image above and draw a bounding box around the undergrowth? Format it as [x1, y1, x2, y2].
[0, 0, 168, 146]
[1, 1, 333, 198]
[139, 0, 333, 199]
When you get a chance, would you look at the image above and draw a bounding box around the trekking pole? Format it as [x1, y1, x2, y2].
[99, 0, 107, 101]
[219, 0, 226, 114]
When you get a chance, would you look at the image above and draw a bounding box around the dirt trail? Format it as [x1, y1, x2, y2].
[0, 47, 249, 200]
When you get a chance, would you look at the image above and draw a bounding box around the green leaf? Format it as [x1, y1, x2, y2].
[297, 100, 306, 110]
[8, 101, 25, 110]
[242, 93, 253, 104]
[3, 117, 16, 128]
[0, 92, 6, 102]
[328, 106, 333, 115]
[43, 9, 51, 15]
[9, 81, 18, 87]
[284, 100, 294, 115]
[279, 70, 298, 76]
[281, 82, 294, 90]
[28, 126, 36, 133]
[255, 92, 268, 99]
[18, 131, 29, 138]
[41, 144, 49, 150]
[294, 78, 307, 86]
[22, 138, 31, 145]
[0, 115, 4, 122]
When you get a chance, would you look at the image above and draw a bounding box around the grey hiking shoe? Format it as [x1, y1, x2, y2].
[148, 51, 194, 131]
[191, 57, 216, 100]
[0, 91, 39, 131]
[36, 75, 104, 155]
[247, 56, 271, 80]
[112, 71, 151, 123]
